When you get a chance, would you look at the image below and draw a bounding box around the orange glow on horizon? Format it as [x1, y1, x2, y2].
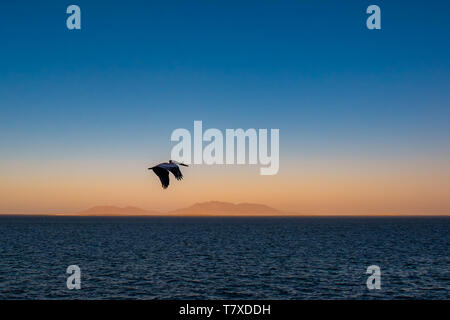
[1, 155, 449, 216]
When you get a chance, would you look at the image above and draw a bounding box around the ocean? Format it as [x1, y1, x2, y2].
[0, 216, 448, 299]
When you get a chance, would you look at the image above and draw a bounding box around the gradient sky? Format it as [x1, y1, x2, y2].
[1, 0, 449, 214]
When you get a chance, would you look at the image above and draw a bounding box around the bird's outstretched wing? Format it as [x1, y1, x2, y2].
[168, 165, 183, 180]
[152, 167, 170, 189]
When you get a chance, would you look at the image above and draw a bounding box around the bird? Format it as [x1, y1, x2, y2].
[148, 160, 189, 189]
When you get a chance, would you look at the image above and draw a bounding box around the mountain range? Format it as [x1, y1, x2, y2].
[74, 201, 284, 216]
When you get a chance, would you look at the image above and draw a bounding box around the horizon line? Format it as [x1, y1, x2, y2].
[0, 213, 448, 217]
[1, 200, 449, 217]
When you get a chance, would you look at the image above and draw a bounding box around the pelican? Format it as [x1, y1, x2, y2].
[148, 160, 189, 189]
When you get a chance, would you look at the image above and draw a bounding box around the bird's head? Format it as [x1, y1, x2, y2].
[170, 160, 189, 167]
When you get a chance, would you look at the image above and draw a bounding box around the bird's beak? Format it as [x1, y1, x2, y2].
[179, 163, 189, 167]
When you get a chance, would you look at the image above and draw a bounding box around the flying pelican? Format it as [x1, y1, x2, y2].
[148, 160, 189, 189]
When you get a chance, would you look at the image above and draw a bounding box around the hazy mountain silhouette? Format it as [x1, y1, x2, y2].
[73, 201, 283, 216]
[169, 201, 283, 216]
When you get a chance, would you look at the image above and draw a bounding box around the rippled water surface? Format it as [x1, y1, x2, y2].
[0, 216, 448, 299]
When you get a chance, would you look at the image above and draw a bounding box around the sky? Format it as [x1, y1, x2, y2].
[0, 0, 449, 214]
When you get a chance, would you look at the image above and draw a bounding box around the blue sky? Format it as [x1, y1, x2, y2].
[0, 1, 449, 213]
[1, 1, 449, 156]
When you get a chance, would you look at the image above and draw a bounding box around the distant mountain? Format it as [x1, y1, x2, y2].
[169, 201, 284, 216]
[76, 206, 160, 216]
[71, 201, 285, 216]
